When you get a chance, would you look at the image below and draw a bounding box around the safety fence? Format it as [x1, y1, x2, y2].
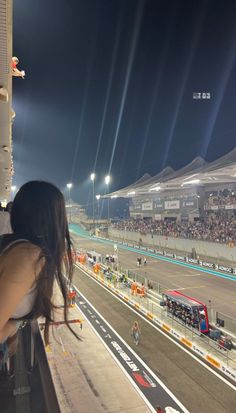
[215, 311, 236, 336]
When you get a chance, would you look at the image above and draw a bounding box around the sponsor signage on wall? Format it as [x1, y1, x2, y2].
[164, 200, 180, 210]
[133, 204, 142, 210]
[208, 204, 236, 210]
[142, 202, 153, 211]
[166, 252, 174, 258]
[198, 260, 214, 268]
[215, 264, 233, 273]
[181, 199, 197, 209]
[107, 236, 236, 278]
[186, 257, 198, 264]
[154, 202, 163, 211]
[175, 255, 185, 261]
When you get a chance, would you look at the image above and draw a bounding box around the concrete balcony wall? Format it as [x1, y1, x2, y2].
[0, 0, 13, 199]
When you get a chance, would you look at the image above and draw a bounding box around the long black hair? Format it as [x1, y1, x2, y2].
[11, 180, 80, 344]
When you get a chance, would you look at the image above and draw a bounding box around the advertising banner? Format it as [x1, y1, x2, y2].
[199, 261, 214, 268]
[164, 200, 180, 210]
[132, 203, 142, 211]
[154, 202, 163, 211]
[186, 257, 198, 264]
[181, 199, 198, 209]
[142, 202, 153, 211]
[208, 204, 236, 210]
[217, 265, 233, 273]
[175, 255, 185, 261]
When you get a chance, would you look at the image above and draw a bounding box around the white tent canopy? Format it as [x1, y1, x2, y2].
[104, 149, 236, 198]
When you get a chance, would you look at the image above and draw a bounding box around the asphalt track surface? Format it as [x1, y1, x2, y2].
[75, 287, 187, 412]
[73, 265, 236, 413]
[71, 229, 236, 319]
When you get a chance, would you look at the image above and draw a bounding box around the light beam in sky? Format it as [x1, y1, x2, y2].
[108, 0, 145, 174]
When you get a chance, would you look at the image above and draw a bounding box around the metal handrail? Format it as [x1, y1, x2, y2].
[0, 322, 61, 413]
[30, 321, 61, 413]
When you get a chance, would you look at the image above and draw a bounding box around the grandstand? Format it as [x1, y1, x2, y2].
[105, 149, 236, 222]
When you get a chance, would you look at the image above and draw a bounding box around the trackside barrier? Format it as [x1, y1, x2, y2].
[76, 262, 236, 384]
[95, 236, 236, 278]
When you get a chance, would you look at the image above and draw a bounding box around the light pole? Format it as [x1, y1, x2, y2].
[11, 185, 17, 200]
[105, 175, 111, 224]
[96, 194, 100, 223]
[66, 182, 73, 223]
[90, 172, 95, 230]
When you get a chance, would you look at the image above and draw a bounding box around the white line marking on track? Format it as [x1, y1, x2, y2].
[167, 274, 201, 278]
[75, 264, 236, 392]
[74, 288, 189, 413]
[175, 285, 206, 291]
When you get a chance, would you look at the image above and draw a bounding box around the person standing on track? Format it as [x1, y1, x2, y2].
[131, 280, 137, 296]
[131, 321, 141, 345]
[137, 257, 141, 267]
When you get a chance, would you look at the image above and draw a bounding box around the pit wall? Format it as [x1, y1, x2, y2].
[108, 228, 236, 262]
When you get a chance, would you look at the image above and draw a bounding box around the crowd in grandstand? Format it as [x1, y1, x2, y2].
[205, 190, 236, 208]
[112, 212, 236, 244]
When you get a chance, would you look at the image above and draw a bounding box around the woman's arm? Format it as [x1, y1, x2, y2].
[0, 320, 17, 342]
[0, 243, 43, 341]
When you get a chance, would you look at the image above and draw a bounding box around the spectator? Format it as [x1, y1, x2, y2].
[112, 211, 236, 245]
[0, 202, 12, 236]
[12, 56, 25, 78]
[0, 181, 80, 355]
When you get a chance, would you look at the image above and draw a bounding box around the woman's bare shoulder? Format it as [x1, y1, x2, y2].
[0, 242, 44, 282]
[3, 241, 41, 260]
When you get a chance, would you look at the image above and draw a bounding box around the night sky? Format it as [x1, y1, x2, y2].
[13, 0, 236, 207]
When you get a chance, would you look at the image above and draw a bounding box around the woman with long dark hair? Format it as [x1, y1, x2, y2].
[0, 180, 79, 349]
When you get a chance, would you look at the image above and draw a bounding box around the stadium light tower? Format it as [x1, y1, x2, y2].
[90, 173, 96, 228]
[105, 175, 111, 223]
[66, 182, 73, 222]
[96, 194, 101, 222]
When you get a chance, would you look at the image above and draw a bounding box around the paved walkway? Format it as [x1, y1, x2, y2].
[43, 286, 151, 413]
